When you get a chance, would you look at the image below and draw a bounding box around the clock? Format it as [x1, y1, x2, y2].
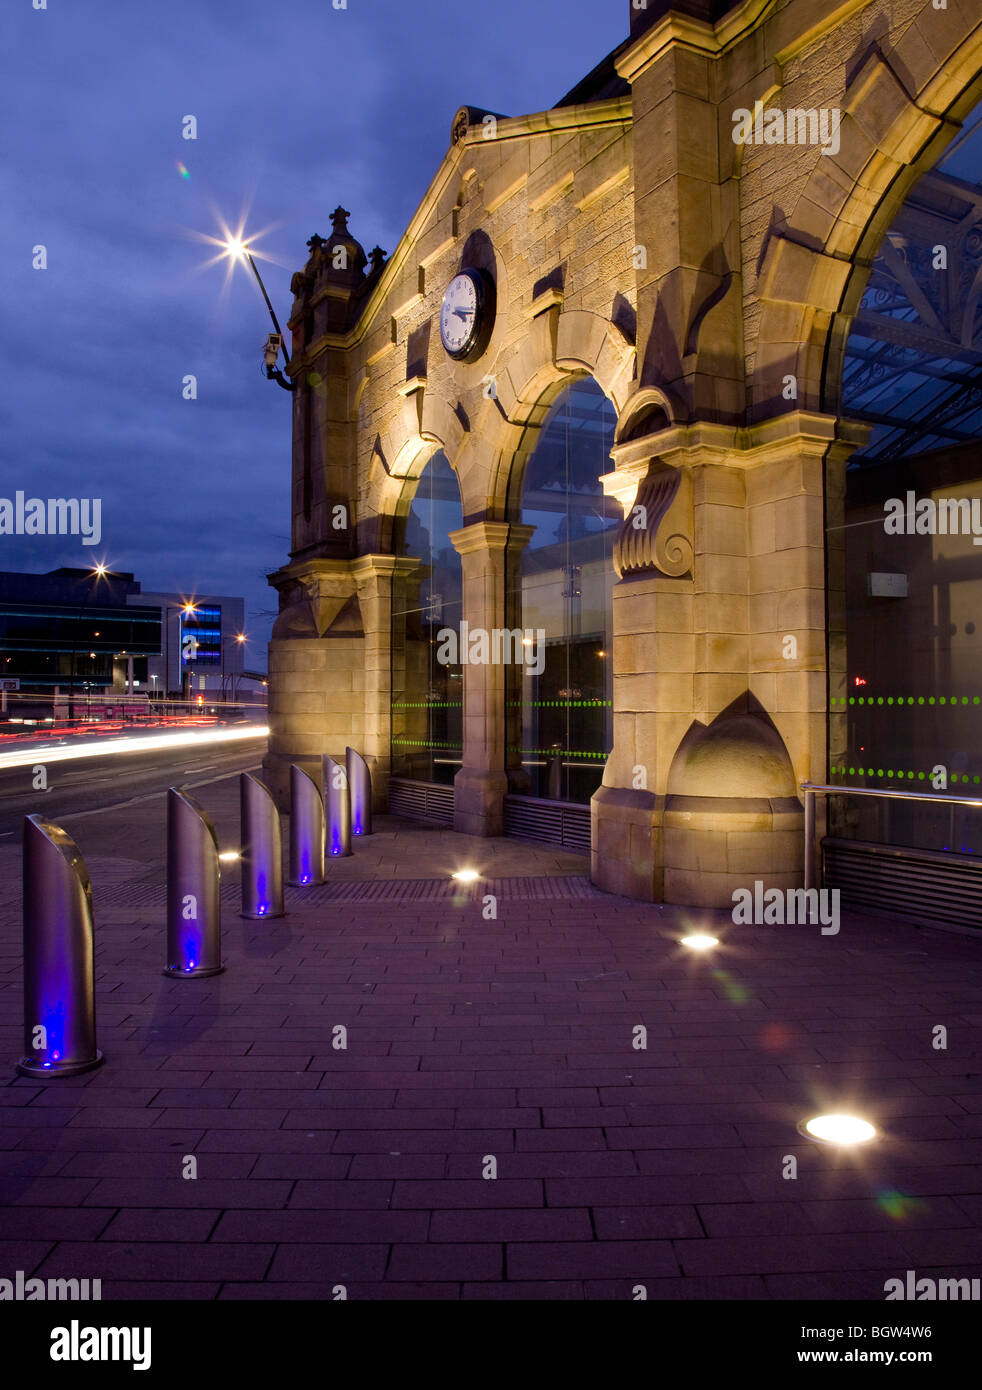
[439, 268, 494, 360]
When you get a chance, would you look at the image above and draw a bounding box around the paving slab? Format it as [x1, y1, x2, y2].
[1, 764, 981, 1299]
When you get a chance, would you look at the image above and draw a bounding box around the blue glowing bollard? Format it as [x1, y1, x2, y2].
[345, 747, 373, 837]
[289, 763, 325, 886]
[323, 754, 352, 858]
[18, 815, 104, 1078]
[240, 772, 285, 919]
[164, 787, 224, 978]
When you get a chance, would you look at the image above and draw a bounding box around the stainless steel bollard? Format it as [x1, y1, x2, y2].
[289, 763, 326, 885]
[165, 787, 224, 977]
[346, 747, 373, 837]
[240, 771, 285, 918]
[323, 754, 352, 858]
[18, 815, 104, 1077]
[804, 786, 816, 893]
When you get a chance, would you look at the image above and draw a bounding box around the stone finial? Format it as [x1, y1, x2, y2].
[306, 233, 326, 253]
[368, 246, 387, 273]
[330, 206, 351, 234]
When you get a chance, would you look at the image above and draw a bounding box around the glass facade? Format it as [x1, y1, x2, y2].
[507, 378, 620, 804]
[831, 101, 982, 855]
[389, 450, 464, 784]
[0, 600, 160, 691]
[181, 605, 222, 667]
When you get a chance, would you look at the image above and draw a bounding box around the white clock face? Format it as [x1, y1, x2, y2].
[440, 272, 480, 357]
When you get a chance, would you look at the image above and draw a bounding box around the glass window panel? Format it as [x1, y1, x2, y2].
[508, 379, 619, 805]
[832, 101, 982, 855]
[389, 450, 463, 785]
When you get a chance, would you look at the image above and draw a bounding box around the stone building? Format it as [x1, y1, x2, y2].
[265, 0, 982, 917]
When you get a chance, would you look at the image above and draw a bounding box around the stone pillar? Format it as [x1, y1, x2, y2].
[592, 416, 860, 906]
[592, 444, 696, 900]
[449, 521, 534, 836]
[352, 554, 418, 810]
[262, 558, 365, 806]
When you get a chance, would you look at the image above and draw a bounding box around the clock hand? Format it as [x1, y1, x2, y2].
[453, 308, 474, 319]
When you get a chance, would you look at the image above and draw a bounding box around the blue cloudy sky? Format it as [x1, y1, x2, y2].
[1, 0, 627, 654]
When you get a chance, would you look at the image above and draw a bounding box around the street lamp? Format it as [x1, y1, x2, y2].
[162, 601, 197, 707]
[223, 238, 297, 393]
[222, 632, 249, 703]
[67, 563, 110, 720]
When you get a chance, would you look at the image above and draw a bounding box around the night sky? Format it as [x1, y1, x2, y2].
[2, 0, 626, 658]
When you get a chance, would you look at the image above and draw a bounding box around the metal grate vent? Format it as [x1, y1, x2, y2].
[823, 837, 982, 930]
[504, 794, 592, 852]
[387, 777, 455, 826]
[288, 874, 605, 905]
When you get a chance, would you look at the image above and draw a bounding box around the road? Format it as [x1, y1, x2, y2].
[0, 733, 267, 839]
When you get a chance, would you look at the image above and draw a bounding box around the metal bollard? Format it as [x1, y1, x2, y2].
[240, 771, 285, 918]
[289, 763, 325, 885]
[804, 786, 816, 893]
[165, 787, 224, 977]
[346, 747, 373, 837]
[18, 815, 104, 1077]
[323, 754, 352, 858]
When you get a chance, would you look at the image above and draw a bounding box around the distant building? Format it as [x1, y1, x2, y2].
[0, 568, 255, 700]
[0, 567, 158, 696]
[129, 589, 247, 697]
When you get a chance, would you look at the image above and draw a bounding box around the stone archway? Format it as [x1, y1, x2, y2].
[751, 28, 982, 419]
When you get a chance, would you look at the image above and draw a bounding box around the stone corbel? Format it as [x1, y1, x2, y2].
[612, 462, 693, 579]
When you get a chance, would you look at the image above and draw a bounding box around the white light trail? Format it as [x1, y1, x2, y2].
[0, 725, 268, 772]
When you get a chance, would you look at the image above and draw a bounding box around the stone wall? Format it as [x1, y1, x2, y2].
[266, 0, 982, 904]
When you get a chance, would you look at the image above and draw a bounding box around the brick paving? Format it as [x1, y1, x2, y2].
[1, 769, 981, 1300]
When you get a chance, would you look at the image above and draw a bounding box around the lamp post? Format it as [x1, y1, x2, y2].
[223, 632, 248, 705]
[67, 564, 109, 721]
[222, 238, 298, 393]
[162, 602, 197, 710]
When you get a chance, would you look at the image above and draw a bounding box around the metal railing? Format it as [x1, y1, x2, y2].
[801, 782, 982, 890]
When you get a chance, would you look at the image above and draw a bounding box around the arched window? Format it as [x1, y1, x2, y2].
[507, 378, 620, 804]
[832, 100, 982, 856]
[390, 451, 463, 785]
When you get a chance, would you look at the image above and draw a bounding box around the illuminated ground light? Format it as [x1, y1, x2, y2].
[680, 933, 719, 951]
[799, 1113, 876, 1145]
[451, 869, 480, 884]
[218, 851, 240, 862]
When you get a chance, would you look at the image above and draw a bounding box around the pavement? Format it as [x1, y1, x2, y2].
[1, 757, 981, 1300]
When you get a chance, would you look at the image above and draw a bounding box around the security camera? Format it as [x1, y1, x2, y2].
[263, 333, 283, 368]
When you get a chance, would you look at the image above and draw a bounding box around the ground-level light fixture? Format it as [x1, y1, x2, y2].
[799, 1113, 876, 1145]
[218, 851, 241, 863]
[452, 868, 480, 884]
[680, 933, 719, 951]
